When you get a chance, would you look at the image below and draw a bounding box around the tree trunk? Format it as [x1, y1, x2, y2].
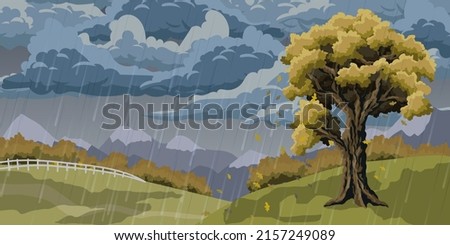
[324, 109, 388, 207]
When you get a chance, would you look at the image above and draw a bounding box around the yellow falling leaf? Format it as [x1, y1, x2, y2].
[264, 202, 270, 212]
[380, 165, 386, 172]
[266, 90, 271, 96]
[276, 75, 282, 83]
[216, 189, 223, 194]
[389, 101, 397, 106]
[311, 93, 318, 101]
[253, 182, 261, 189]
[374, 175, 379, 180]
[401, 120, 407, 126]
[254, 133, 262, 142]
[226, 173, 232, 180]
[363, 139, 372, 145]
[328, 140, 335, 146]
[256, 172, 263, 180]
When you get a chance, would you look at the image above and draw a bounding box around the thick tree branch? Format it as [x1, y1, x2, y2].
[315, 127, 345, 148]
[363, 73, 383, 114]
[307, 72, 346, 110]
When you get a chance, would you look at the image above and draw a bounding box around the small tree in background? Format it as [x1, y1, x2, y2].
[281, 9, 436, 207]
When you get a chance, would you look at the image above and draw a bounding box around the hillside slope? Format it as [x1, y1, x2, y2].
[0, 168, 228, 224]
[203, 155, 450, 225]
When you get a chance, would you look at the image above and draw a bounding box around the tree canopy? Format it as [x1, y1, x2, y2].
[282, 9, 436, 155]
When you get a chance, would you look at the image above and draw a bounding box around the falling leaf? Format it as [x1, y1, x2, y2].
[256, 172, 263, 180]
[389, 101, 397, 106]
[226, 173, 232, 180]
[280, 146, 286, 155]
[328, 140, 335, 146]
[264, 202, 270, 212]
[379, 165, 386, 172]
[275, 95, 281, 100]
[382, 114, 388, 118]
[216, 189, 223, 194]
[374, 175, 379, 180]
[266, 90, 271, 96]
[254, 133, 262, 142]
[277, 75, 282, 83]
[252, 182, 261, 189]
[311, 93, 318, 101]
[363, 139, 372, 145]
[401, 120, 407, 126]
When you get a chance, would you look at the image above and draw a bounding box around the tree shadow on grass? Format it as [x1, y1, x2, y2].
[370, 162, 450, 224]
[0, 171, 182, 224]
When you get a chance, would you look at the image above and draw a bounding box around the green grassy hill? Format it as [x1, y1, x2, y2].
[0, 168, 228, 224]
[202, 155, 450, 225]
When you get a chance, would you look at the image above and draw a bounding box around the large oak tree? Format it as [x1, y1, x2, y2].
[281, 9, 436, 207]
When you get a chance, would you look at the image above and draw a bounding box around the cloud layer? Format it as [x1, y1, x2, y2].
[0, 0, 449, 106]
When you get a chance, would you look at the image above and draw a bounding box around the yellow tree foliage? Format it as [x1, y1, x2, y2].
[281, 9, 436, 207]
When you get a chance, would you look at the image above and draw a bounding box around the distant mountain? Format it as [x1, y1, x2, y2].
[394, 109, 450, 148]
[166, 135, 204, 152]
[3, 115, 56, 145]
[109, 128, 153, 145]
[385, 114, 431, 138]
[229, 150, 266, 168]
[61, 137, 91, 150]
[99, 133, 237, 173]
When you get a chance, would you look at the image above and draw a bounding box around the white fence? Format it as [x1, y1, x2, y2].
[0, 159, 145, 183]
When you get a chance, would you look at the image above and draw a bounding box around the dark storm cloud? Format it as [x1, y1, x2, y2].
[114, 0, 207, 42]
[145, 44, 276, 96]
[2, 48, 152, 96]
[26, 0, 112, 10]
[81, 0, 285, 44]
[404, 19, 450, 58]
[79, 24, 111, 44]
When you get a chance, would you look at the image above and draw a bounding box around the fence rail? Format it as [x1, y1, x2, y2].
[0, 159, 145, 183]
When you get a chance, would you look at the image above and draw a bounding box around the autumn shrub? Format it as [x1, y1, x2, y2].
[131, 160, 212, 196]
[0, 134, 213, 196]
[247, 135, 450, 192]
[247, 152, 306, 192]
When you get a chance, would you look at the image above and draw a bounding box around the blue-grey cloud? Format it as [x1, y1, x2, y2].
[0, 0, 105, 49]
[80, 24, 111, 44]
[110, 31, 185, 71]
[404, 19, 450, 58]
[82, 0, 285, 44]
[2, 48, 152, 96]
[114, 0, 207, 42]
[26, 0, 112, 11]
[147, 45, 275, 96]
[141, 26, 283, 96]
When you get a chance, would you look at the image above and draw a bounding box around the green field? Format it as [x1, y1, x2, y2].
[0, 167, 228, 224]
[1, 155, 449, 224]
[203, 155, 450, 225]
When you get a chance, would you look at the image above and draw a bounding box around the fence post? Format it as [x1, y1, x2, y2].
[47, 161, 49, 171]
[102, 167, 104, 175]
[84, 165, 87, 174]
[36, 159, 39, 170]
[56, 161, 59, 172]
[66, 163, 68, 172]
[27, 159, 30, 171]
[7, 159, 10, 171]
[16, 159, 19, 170]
